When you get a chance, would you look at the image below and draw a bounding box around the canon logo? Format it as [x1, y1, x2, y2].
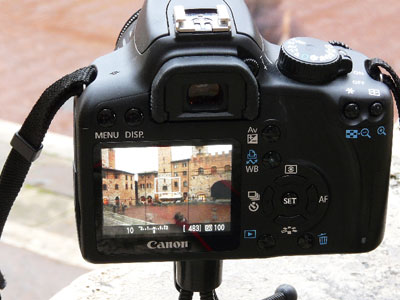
[147, 241, 189, 249]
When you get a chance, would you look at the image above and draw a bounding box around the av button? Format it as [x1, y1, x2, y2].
[282, 192, 298, 207]
[262, 125, 281, 142]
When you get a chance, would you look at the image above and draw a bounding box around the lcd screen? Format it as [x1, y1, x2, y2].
[101, 144, 233, 237]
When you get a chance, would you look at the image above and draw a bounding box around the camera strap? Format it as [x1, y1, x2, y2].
[0, 66, 97, 293]
[0, 57, 398, 297]
[365, 58, 400, 115]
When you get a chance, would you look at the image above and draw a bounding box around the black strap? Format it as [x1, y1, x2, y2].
[365, 58, 400, 124]
[0, 66, 97, 292]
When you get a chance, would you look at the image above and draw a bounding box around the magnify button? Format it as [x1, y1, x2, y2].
[360, 128, 371, 139]
[377, 126, 387, 136]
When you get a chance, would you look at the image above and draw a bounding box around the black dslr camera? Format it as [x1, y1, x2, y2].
[74, 0, 393, 264]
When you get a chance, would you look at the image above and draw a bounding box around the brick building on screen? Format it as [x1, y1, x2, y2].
[153, 146, 232, 202]
[101, 146, 232, 203]
[102, 149, 136, 206]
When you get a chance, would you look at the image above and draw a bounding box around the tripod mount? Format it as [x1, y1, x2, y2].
[174, 260, 297, 300]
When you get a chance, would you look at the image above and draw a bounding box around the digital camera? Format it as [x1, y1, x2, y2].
[74, 0, 393, 263]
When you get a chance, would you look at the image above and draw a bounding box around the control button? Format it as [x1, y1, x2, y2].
[244, 230, 257, 239]
[97, 108, 116, 128]
[248, 202, 260, 212]
[284, 165, 298, 175]
[275, 175, 306, 186]
[370, 102, 384, 117]
[275, 215, 306, 226]
[125, 108, 144, 126]
[246, 149, 258, 165]
[317, 233, 329, 245]
[248, 191, 261, 201]
[244, 58, 260, 76]
[280, 226, 298, 235]
[263, 152, 281, 168]
[281, 192, 298, 207]
[297, 233, 314, 249]
[262, 125, 281, 142]
[377, 126, 387, 136]
[343, 103, 360, 119]
[306, 185, 318, 214]
[258, 234, 276, 249]
[278, 37, 352, 84]
[262, 187, 274, 216]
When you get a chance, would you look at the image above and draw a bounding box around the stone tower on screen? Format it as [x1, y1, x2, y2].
[158, 147, 173, 195]
[102, 148, 115, 169]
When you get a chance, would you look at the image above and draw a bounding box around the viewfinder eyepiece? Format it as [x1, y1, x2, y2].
[151, 56, 259, 122]
[186, 83, 226, 112]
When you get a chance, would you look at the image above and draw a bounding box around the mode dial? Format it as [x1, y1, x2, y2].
[278, 37, 353, 84]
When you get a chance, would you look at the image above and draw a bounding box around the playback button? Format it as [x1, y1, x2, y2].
[244, 230, 257, 239]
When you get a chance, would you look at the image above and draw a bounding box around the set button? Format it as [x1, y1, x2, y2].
[260, 167, 330, 234]
[281, 192, 298, 207]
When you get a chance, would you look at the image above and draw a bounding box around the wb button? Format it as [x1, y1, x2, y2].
[244, 230, 257, 239]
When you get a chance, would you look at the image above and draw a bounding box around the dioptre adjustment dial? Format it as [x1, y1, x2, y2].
[278, 37, 353, 84]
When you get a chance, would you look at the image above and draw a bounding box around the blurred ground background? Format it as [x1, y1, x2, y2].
[0, 0, 400, 299]
[1, 0, 400, 137]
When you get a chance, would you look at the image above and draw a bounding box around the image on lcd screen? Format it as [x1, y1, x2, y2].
[101, 144, 232, 237]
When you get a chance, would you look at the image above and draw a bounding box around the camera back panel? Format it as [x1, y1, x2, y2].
[74, 0, 393, 263]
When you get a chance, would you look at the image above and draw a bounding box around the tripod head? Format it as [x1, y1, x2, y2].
[174, 260, 297, 300]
